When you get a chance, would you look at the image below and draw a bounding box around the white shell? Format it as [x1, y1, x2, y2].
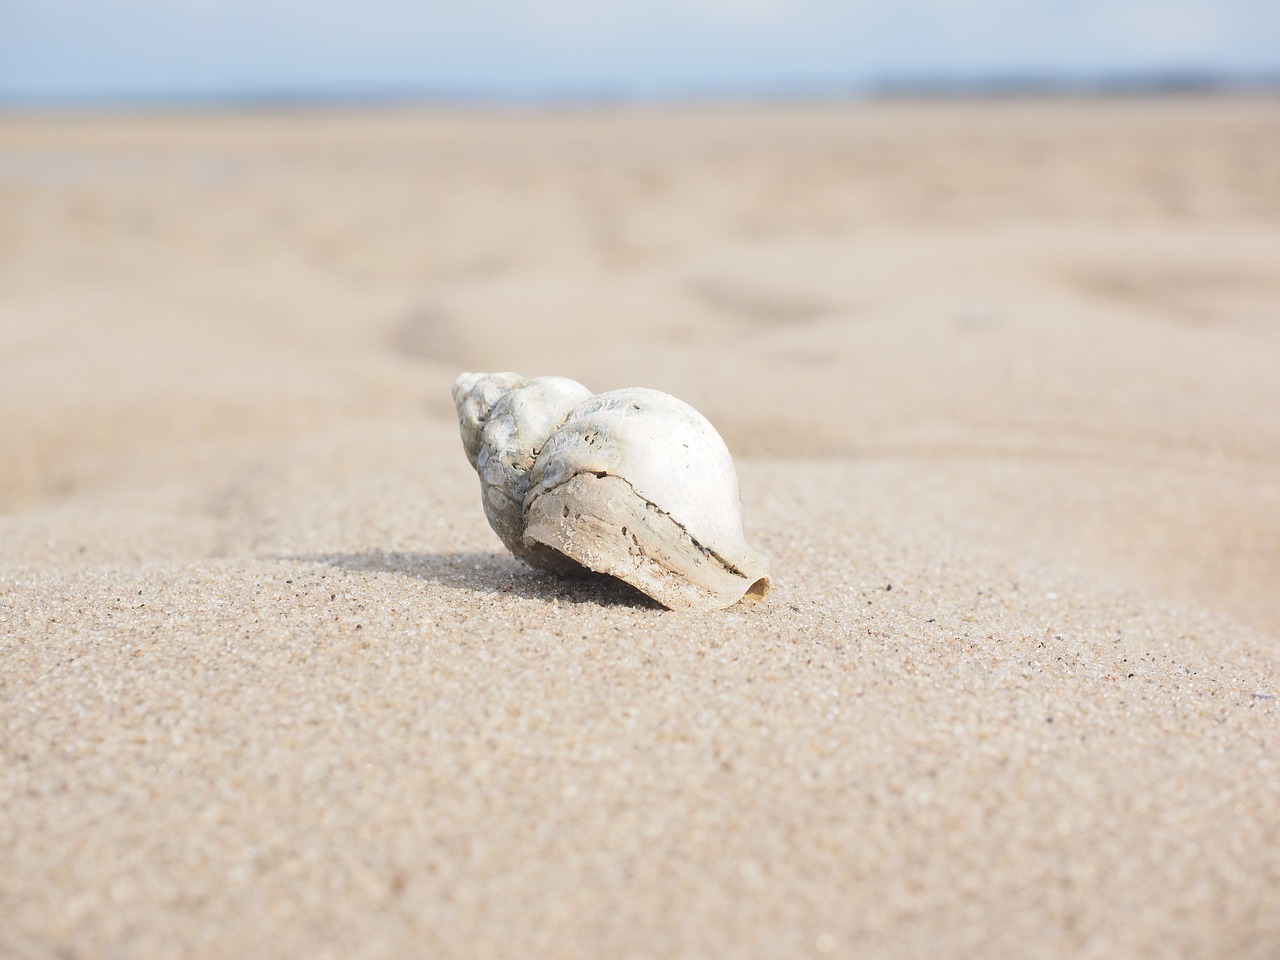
[452, 372, 771, 611]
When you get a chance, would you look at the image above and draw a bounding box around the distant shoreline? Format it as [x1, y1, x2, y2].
[3, 70, 1279, 113]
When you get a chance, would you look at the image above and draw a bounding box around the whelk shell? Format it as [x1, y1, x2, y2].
[452, 372, 771, 611]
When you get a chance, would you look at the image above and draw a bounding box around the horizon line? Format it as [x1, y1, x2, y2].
[3, 68, 1279, 113]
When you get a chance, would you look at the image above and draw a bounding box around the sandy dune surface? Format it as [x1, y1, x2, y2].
[2, 97, 1279, 958]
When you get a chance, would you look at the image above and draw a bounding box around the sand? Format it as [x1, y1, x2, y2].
[2, 97, 1279, 958]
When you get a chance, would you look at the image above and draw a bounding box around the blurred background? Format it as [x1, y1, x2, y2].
[2, 1, 1279, 630]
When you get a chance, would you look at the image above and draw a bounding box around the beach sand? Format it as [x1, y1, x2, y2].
[2, 97, 1279, 957]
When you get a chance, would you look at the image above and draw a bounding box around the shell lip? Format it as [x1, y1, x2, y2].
[523, 468, 770, 612]
[527, 466, 766, 578]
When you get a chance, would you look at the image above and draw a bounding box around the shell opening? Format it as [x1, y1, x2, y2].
[744, 577, 772, 602]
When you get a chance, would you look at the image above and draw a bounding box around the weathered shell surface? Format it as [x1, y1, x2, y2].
[453, 372, 771, 611]
[453, 373, 592, 569]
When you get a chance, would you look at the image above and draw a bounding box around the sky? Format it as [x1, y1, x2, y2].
[1, 0, 1278, 104]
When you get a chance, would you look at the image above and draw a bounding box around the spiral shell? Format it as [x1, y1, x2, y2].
[452, 372, 771, 611]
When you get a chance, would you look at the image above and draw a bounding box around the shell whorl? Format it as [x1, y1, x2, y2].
[527, 389, 751, 567]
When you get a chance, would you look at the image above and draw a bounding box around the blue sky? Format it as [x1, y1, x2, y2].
[2, 0, 1278, 103]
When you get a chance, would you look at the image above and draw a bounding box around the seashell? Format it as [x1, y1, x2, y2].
[452, 372, 771, 611]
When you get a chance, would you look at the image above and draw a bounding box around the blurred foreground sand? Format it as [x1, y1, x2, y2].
[2, 98, 1279, 957]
